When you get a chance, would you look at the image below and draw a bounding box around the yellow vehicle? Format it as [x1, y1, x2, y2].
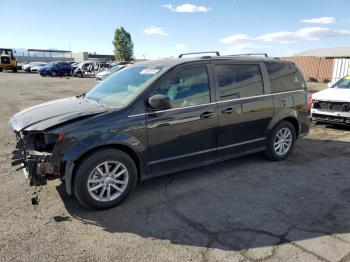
[0, 48, 17, 72]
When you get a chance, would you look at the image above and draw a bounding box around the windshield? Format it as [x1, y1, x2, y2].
[85, 64, 167, 107]
[332, 76, 350, 89]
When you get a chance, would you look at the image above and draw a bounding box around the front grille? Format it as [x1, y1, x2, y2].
[314, 101, 350, 112]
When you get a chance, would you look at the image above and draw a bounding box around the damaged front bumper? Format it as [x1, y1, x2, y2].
[11, 131, 62, 188]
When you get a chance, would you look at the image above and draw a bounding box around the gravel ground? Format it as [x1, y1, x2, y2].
[0, 72, 349, 262]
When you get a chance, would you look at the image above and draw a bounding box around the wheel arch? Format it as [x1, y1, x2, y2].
[282, 116, 300, 138]
[267, 112, 301, 138]
[66, 143, 142, 196]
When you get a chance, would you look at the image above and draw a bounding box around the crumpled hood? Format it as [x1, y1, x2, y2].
[312, 88, 350, 102]
[10, 97, 107, 132]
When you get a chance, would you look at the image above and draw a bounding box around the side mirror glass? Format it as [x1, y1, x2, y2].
[148, 94, 171, 111]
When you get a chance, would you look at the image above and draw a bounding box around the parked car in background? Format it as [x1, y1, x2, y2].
[22, 62, 45, 72]
[22, 62, 46, 72]
[39, 61, 72, 77]
[17, 61, 29, 70]
[30, 63, 47, 73]
[95, 64, 127, 82]
[10, 52, 310, 209]
[73, 60, 101, 78]
[311, 75, 350, 125]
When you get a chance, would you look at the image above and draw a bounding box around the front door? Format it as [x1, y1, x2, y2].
[213, 62, 273, 158]
[146, 64, 218, 175]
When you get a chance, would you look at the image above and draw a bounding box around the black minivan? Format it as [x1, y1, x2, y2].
[10, 53, 310, 209]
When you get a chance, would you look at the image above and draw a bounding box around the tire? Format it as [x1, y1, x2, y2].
[264, 120, 296, 161]
[73, 149, 137, 209]
[51, 70, 57, 77]
[12, 67, 18, 73]
[76, 71, 83, 78]
[0, 67, 3, 72]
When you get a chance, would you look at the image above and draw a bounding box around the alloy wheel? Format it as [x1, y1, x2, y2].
[87, 161, 129, 202]
[273, 127, 292, 156]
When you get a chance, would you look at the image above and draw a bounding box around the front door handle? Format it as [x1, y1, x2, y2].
[221, 108, 235, 114]
[200, 111, 215, 118]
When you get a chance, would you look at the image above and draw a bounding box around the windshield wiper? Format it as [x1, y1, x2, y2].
[76, 92, 86, 98]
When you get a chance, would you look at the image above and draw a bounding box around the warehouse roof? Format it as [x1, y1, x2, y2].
[295, 47, 350, 57]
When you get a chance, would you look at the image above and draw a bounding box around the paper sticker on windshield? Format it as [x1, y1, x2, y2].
[140, 68, 160, 75]
[344, 76, 350, 80]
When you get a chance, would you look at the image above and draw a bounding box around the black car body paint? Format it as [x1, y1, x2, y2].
[10, 56, 311, 203]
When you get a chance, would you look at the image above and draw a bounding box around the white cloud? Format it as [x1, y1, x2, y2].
[220, 27, 350, 44]
[301, 17, 335, 24]
[175, 44, 187, 51]
[219, 34, 253, 44]
[257, 31, 296, 43]
[224, 43, 270, 54]
[144, 25, 168, 36]
[295, 27, 350, 40]
[162, 3, 210, 13]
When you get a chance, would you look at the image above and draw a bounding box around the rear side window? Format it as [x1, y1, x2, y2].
[215, 64, 264, 101]
[155, 66, 210, 108]
[266, 62, 306, 93]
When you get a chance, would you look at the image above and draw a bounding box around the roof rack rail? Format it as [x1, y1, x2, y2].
[229, 53, 268, 57]
[179, 51, 220, 58]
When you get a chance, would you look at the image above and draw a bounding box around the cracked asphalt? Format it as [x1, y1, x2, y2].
[0, 72, 350, 262]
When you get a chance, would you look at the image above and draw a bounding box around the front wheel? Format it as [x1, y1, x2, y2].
[74, 149, 137, 209]
[51, 70, 57, 77]
[264, 120, 296, 161]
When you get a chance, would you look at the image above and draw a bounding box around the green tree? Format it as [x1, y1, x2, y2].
[113, 27, 134, 62]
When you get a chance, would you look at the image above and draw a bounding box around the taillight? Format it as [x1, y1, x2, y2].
[307, 94, 312, 109]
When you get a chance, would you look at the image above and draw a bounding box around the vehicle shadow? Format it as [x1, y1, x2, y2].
[57, 137, 350, 251]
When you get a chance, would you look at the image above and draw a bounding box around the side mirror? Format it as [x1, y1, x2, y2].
[148, 94, 171, 111]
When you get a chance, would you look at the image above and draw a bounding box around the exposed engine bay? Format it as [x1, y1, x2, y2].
[11, 130, 65, 204]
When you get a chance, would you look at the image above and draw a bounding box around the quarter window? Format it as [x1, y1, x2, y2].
[155, 67, 210, 108]
[266, 62, 306, 93]
[215, 64, 264, 101]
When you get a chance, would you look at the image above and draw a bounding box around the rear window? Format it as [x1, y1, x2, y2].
[266, 62, 306, 93]
[215, 64, 264, 101]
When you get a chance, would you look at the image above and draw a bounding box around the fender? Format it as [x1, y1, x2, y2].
[266, 108, 300, 136]
[62, 131, 148, 195]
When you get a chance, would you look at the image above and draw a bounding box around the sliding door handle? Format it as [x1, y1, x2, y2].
[200, 111, 215, 118]
[221, 108, 235, 114]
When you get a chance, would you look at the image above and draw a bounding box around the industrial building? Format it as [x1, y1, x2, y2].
[281, 47, 350, 83]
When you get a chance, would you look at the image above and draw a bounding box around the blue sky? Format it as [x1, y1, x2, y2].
[2, 0, 350, 59]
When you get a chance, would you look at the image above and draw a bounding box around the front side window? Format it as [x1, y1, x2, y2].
[155, 66, 210, 108]
[266, 62, 306, 93]
[85, 64, 167, 107]
[215, 64, 264, 101]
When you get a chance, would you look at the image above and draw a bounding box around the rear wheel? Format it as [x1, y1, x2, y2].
[76, 71, 83, 78]
[12, 67, 18, 73]
[0, 67, 3, 72]
[264, 120, 296, 161]
[74, 149, 137, 209]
